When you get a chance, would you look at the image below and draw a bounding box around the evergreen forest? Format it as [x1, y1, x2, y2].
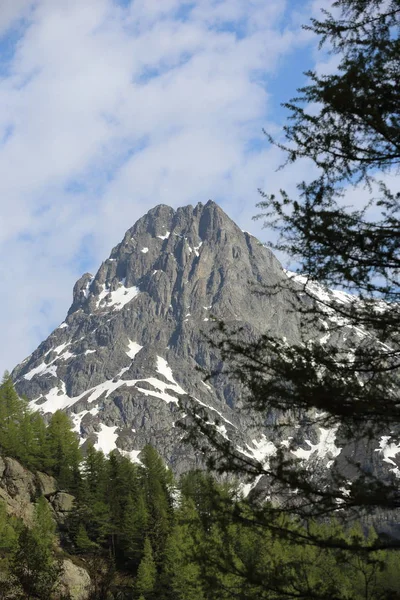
[1, 373, 400, 599]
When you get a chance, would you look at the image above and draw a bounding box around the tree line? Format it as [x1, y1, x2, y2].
[1, 375, 400, 599]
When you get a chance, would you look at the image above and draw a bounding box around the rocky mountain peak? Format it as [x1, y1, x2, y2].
[13, 200, 387, 480]
[67, 200, 287, 333]
[12, 201, 298, 473]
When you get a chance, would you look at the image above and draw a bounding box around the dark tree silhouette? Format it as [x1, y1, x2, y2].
[184, 0, 400, 558]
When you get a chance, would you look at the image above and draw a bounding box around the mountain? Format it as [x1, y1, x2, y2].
[11, 200, 396, 481]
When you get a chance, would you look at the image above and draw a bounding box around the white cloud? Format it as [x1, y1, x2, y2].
[0, 0, 323, 373]
[0, 0, 34, 37]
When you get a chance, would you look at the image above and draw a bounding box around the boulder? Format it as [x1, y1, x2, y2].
[36, 470, 58, 496]
[51, 491, 75, 513]
[60, 559, 90, 600]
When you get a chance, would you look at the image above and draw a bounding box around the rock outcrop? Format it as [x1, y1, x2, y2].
[0, 456, 56, 524]
[0, 454, 90, 598]
[60, 559, 91, 600]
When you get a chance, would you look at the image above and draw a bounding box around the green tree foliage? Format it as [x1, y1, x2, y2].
[120, 492, 148, 567]
[139, 445, 173, 564]
[187, 484, 400, 600]
[83, 444, 108, 503]
[10, 497, 62, 600]
[33, 495, 56, 545]
[179, 2, 400, 597]
[18, 410, 49, 470]
[136, 537, 156, 599]
[106, 451, 137, 539]
[0, 373, 28, 460]
[0, 394, 399, 600]
[183, 0, 400, 553]
[75, 523, 97, 554]
[3, 373, 399, 598]
[45, 410, 82, 489]
[0, 501, 18, 599]
[161, 498, 204, 600]
[0, 375, 82, 478]
[0, 500, 17, 554]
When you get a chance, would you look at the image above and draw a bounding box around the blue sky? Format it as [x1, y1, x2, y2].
[0, 0, 332, 373]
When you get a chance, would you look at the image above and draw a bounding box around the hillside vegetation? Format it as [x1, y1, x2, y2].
[1, 374, 400, 599]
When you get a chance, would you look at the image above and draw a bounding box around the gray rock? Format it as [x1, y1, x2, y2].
[51, 491, 75, 513]
[10, 200, 393, 490]
[13, 201, 293, 473]
[0, 457, 53, 524]
[60, 558, 91, 600]
[36, 471, 58, 496]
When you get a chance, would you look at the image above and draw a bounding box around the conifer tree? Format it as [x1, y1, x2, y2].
[11, 497, 62, 600]
[0, 375, 52, 472]
[0, 500, 17, 553]
[33, 496, 56, 545]
[45, 410, 81, 489]
[136, 538, 157, 599]
[29, 411, 49, 469]
[83, 444, 108, 503]
[105, 451, 138, 558]
[75, 523, 97, 554]
[185, 0, 400, 552]
[121, 492, 148, 568]
[0, 373, 26, 458]
[92, 501, 113, 549]
[140, 446, 173, 564]
[161, 499, 204, 600]
[182, 2, 400, 597]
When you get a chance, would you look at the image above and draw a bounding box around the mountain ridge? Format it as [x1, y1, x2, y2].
[11, 200, 303, 473]
[12, 200, 396, 486]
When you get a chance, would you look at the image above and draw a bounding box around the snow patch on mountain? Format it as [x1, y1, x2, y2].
[95, 424, 119, 455]
[53, 342, 71, 354]
[96, 282, 140, 311]
[24, 362, 58, 381]
[375, 436, 400, 475]
[240, 475, 263, 498]
[126, 340, 142, 360]
[71, 406, 100, 435]
[29, 363, 188, 423]
[292, 426, 341, 462]
[120, 449, 142, 464]
[244, 435, 277, 463]
[286, 272, 356, 307]
[58, 350, 75, 361]
[136, 384, 180, 405]
[193, 396, 235, 427]
[156, 357, 185, 393]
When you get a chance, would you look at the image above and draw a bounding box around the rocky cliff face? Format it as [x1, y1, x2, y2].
[0, 456, 56, 525]
[11, 201, 397, 480]
[0, 456, 90, 599]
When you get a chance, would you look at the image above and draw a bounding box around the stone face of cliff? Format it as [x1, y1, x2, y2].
[12, 201, 303, 472]
[12, 200, 397, 483]
[0, 455, 56, 524]
[0, 456, 91, 599]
